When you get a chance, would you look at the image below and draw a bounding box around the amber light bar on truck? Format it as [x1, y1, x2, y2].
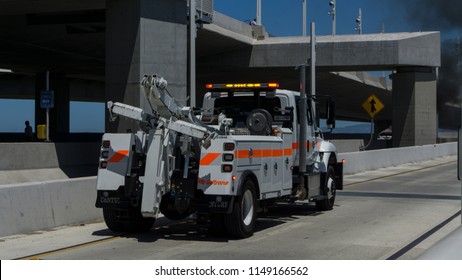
[206, 82, 279, 91]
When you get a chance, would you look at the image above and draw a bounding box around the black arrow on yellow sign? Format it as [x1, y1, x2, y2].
[362, 94, 384, 118]
[370, 98, 376, 113]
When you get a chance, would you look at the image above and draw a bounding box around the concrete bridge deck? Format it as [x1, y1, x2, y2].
[0, 1, 441, 147]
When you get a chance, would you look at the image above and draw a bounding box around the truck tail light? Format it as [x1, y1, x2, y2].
[223, 154, 234, 161]
[102, 140, 110, 148]
[101, 151, 109, 159]
[224, 143, 235, 151]
[100, 161, 108, 169]
[222, 164, 233, 172]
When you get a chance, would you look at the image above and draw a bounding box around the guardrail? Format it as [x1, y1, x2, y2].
[188, 0, 213, 23]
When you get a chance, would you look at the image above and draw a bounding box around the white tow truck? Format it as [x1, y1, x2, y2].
[95, 75, 343, 238]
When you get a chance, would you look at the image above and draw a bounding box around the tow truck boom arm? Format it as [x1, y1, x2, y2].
[141, 74, 189, 118]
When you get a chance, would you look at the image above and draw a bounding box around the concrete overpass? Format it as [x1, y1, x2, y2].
[0, 0, 440, 147]
[198, 12, 440, 147]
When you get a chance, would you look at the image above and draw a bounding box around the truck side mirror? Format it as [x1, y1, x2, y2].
[326, 100, 336, 129]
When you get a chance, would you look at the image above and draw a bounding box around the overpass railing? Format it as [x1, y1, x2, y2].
[188, 0, 213, 23]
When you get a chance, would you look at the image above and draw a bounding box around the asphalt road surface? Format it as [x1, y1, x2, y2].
[1, 157, 460, 260]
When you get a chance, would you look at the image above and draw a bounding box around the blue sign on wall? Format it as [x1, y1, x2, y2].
[40, 90, 54, 109]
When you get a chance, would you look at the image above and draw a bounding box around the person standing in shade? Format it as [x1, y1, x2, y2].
[24, 120, 33, 141]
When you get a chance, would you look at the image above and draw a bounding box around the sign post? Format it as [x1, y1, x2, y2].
[40, 71, 53, 142]
[360, 94, 384, 150]
[459, 80, 462, 223]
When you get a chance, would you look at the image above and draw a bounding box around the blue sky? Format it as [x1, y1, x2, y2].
[215, 0, 415, 36]
[0, 99, 105, 133]
[0, 99, 35, 133]
[0, 1, 439, 133]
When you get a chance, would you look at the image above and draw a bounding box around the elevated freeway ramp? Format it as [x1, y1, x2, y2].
[0, 2, 440, 146]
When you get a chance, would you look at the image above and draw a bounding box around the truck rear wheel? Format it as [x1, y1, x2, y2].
[224, 179, 257, 238]
[316, 165, 336, 211]
[103, 207, 155, 233]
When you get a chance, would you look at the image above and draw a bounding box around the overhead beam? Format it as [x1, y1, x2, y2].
[0, 0, 105, 16]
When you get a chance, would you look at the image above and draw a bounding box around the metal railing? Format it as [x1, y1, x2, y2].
[187, 0, 213, 23]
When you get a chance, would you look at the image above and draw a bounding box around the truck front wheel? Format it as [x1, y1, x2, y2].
[103, 207, 155, 233]
[224, 179, 257, 238]
[316, 165, 336, 211]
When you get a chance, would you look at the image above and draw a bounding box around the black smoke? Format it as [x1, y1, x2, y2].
[392, 0, 462, 129]
[399, 0, 462, 32]
[436, 38, 461, 129]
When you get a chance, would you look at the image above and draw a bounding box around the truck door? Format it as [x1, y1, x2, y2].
[269, 140, 284, 195]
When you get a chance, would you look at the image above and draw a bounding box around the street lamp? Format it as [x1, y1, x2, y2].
[355, 8, 362, 34]
[328, 0, 336, 36]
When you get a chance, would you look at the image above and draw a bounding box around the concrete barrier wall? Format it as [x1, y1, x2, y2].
[330, 139, 364, 153]
[214, 12, 254, 38]
[0, 142, 457, 237]
[339, 142, 457, 175]
[0, 142, 100, 170]
[0, 177, 101, 237]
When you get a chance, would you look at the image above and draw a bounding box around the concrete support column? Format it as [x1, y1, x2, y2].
[35, 73, 70, 141]
[392, 68, 437, 147]
[105, 0, 187, 132]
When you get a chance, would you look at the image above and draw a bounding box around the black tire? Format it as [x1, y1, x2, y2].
[316, 165, 336, 211]
[103, 207, 125, 232]
[103, 207, 155, 233]
[224, 179, 257, 238]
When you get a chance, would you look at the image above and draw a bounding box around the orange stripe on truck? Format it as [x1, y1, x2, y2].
[200, 153, 221, 166]
[272, 149, 283, 157]
[108, 150, 129, 163]
[292, 142, 312, 150]
[235, 149, 288, 158]
[235, 150, 250, 158]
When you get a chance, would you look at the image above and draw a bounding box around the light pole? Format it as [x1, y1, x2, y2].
[189, 0, 196, 107]
[45, 70, 50, 142]
[302, 0, 307, 36]
[458, 35, 462, 223]
[256, 0, 262, 25]
[328, 0, 336, 36]
[456, 36, 461, 72]
[355, 8, 362, 34]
